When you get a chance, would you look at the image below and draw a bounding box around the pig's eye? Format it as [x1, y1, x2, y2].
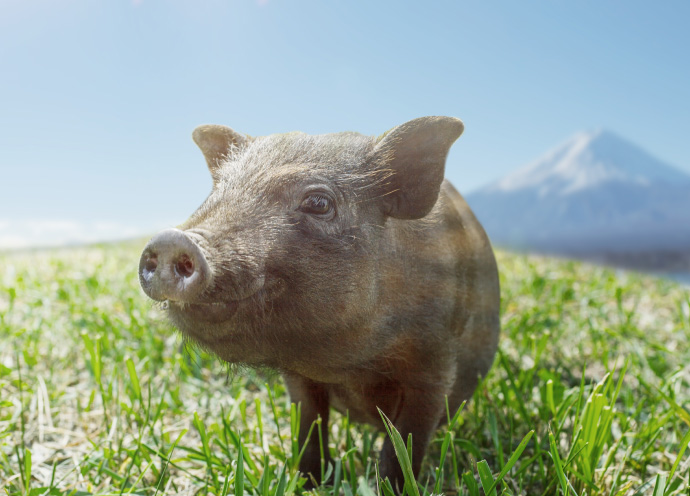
[299, 194, 334, 217]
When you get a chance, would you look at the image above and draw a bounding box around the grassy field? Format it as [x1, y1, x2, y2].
[1, 241, 689, 495]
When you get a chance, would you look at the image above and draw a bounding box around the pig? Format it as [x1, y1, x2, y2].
[138, 116, 500, 489]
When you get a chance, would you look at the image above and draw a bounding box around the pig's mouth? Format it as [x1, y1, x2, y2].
[168, 300, 240, 324]
[166, 275, 286, 325]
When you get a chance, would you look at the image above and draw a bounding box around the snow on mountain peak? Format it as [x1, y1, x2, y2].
[465, 130, 690, 257]
[491, 129, 690, 196]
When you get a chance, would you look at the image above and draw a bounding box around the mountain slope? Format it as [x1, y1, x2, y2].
[466, 130, 690, 257]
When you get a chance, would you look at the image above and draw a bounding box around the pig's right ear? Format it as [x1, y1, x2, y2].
[370, 116, 464, 220]
[192, 125, 250, 183]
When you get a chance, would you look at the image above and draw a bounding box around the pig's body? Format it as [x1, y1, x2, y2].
[139, 117, 500, 489]
[320, 181, 499, 424]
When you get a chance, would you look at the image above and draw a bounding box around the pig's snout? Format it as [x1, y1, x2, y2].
[139, 228, 211, 302]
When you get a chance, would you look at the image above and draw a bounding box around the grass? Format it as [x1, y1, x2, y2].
[0, 240, 689, 495]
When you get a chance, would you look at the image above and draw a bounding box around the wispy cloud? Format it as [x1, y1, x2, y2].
[0, 219, 173, 250]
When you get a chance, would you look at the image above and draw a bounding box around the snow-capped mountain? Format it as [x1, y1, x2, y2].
[465, 130, 690, 258]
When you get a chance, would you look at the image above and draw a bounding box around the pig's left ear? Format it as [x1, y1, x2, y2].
[192, 125, 251, 183]
[371, 116, 464, 220]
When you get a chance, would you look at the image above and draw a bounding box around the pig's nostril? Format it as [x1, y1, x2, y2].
[144, 255, 158, 273]
[174, 255, 195, 278]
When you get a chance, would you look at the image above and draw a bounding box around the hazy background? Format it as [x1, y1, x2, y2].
[1, 0, 689, 248]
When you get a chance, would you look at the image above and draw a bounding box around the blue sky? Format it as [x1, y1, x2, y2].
[1, 0, 689, 248]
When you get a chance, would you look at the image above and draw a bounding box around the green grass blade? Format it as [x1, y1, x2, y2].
[484, 430, 534, 495]
[272, 464, 287, 496]
[235, 437, 244, 496]
[665, 427, 690, 495]
[333, 458, 343, 496]
[462, 470, 479, 496]
[266, 384, 286, 457]
[24, 448, 32, 494]
[378, 408, 420, 496]
[285, 469, 301, 496]
[433, 431, 453, 495]
[654, 385, 690, 427]
[549, 430, 569, 496]
[652, 473, 667, 496]
[476, 460, 496, 496]
[125, 356, 141, 402]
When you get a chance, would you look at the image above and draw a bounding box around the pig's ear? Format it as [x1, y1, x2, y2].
[192, 125, 250, 182]
[371, 116, 464, 220]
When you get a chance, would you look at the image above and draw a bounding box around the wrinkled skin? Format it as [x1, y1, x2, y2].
[139, 117, 500, 490]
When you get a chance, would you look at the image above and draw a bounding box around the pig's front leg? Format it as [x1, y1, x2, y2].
[283, 374, 332, 487]
[377, 386, 446, 492]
